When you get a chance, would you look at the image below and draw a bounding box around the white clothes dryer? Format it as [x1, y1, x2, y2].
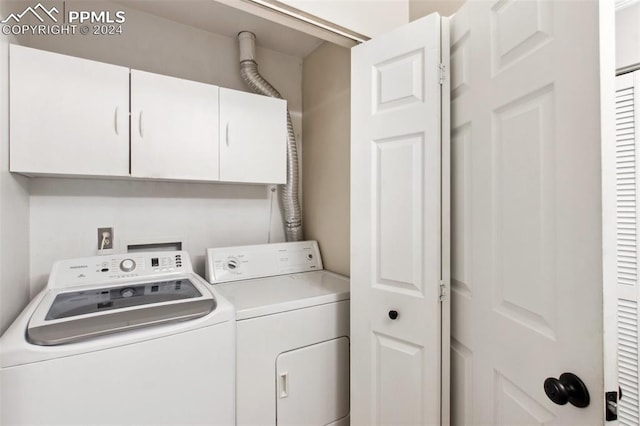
[206, 241, 350, 426]
[1, 251, 235, 425]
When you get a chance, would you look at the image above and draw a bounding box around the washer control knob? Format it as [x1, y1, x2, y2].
[120, 259, 136, 272]
[120, 287, 136, 298]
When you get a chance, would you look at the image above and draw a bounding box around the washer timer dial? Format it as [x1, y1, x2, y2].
[119, 259, 136, 272]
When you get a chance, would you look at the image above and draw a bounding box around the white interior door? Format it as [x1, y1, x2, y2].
[616, 69, 640, 425]
[449, 0, 615, 424]
[351, 13, 449, 425]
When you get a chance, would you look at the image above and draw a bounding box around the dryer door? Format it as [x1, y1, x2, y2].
[276, 337, 349, 425]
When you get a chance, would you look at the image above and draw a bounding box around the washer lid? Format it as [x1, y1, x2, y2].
[213, 270, 349, 320]
[27, 276, 215, 346]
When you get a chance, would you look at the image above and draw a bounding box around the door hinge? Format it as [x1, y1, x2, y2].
[439, 63, 446, 85]
[439, 280, 447, 301]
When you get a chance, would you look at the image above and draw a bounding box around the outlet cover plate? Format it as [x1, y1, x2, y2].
[98, 227, 113, 250]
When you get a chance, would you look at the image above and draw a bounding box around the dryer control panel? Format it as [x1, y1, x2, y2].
[206, 241, 323, 284]
[47, 251, 191, 289]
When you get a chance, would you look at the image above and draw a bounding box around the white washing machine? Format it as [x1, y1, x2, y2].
[0, 251, 235, 425]
[205, 241, 350, 426]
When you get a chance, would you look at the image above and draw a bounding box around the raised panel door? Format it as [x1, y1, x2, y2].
[351, 13, 449, 425]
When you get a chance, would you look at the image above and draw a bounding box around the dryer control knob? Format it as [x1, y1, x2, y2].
[120, 259, 136, 272]
[226, 259, 239, 271]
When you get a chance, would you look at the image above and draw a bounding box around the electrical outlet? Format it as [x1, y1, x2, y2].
[98, 227, 114, 250]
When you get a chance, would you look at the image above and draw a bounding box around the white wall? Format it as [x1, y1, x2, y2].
[277, 0, 409, 38]
[6, 1, 303, 296]
[616, 2, 640, 72]
[0, 2, 30, 334]
[409, 0, 464, 19]
[29, 179, 280, 291]
[302, 42, 350, 276]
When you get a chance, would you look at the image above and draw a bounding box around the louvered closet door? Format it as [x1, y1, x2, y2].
[617, 69, 640, 426]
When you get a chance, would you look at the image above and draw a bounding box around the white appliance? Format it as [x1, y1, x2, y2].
[206, 241, 350, 426]
[0, 251, 235, 425]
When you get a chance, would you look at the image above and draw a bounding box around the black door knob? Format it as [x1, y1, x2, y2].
[544, 373, 590, 408]
[388, 310, 398, 320]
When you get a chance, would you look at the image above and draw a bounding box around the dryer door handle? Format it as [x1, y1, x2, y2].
[279, 372, 289, 398]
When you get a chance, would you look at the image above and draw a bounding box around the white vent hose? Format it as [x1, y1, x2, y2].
[238, 31, 303, 241]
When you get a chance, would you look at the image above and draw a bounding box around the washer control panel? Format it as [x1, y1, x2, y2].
[48, 251, 190, 289]
[205, 241, 323, 284]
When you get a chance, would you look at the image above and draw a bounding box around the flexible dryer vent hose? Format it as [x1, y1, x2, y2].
[238, 31, 303, 242]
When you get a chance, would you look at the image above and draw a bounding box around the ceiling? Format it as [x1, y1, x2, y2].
[115, 0, 325, 57]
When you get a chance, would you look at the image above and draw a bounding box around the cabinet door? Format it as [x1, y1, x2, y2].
[219, 88, 286, 184]
[131, 70, 219, 181]
[276, 337, 350, 426]
[9, 45, 129, 177]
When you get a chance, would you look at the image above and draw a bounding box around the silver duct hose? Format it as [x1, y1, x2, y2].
[238, 31, 302, 241]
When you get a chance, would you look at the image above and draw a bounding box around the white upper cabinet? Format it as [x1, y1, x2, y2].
[219, 88, 287, 184]
[130, 70, 220, 181]
[9, 46, 286, 184]
[9, 45, 129, 177]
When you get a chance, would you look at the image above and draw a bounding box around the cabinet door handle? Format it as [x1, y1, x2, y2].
[225, 122, 229, 147]
[279, 372, 288, 398]
[139, 111, 144, 138]
[114, 107, 119, 135]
